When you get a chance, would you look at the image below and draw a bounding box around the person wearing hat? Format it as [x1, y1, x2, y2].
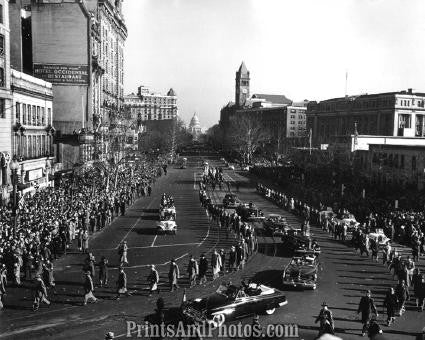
[116, 266, 130, 299]
[147, 264, 160, 295]
[168, 258, 180, 292]
[33, 274, 50, 311]
[315, 302, 334, 337]
[99, 256, 109, 288]
[187, 255, 198, 288]
[383, 287, 399, 326]
[198, 254, 208, 285]
[83, 270, 98, 305]
[357, 290, 378, 336]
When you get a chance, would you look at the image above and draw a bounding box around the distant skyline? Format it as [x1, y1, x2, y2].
[123, 0, 425, 129]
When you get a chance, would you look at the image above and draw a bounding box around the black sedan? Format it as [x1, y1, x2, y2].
[222, 193, 241, 208]
[182, 283, 287, 327]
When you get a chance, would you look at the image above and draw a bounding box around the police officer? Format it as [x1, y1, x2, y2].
[315, 302, 335, 337]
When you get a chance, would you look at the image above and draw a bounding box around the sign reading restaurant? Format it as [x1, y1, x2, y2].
[33, 63, 89, 85]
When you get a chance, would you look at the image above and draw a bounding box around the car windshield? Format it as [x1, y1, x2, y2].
[216, 284, 239, 299]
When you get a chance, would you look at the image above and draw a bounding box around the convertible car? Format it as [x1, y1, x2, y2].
[182, 283, 287, 327]
[156, 220, 177, 234]
[281, 230, 320, 255]
[282, 255, 319, 290]
[236, 203, 265, 222]
[368, 228, 390, 248]
[159, 206, 176, 221]
[263, 214, 289, 236]
[222, 193, 241, 209]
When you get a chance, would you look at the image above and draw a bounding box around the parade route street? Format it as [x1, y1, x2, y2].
[0, 156, 424, 340]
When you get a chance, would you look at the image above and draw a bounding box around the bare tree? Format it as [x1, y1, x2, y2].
[229, 114, 270, 163]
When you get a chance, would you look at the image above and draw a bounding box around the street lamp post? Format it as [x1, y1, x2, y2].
[9, 156, 20, 236]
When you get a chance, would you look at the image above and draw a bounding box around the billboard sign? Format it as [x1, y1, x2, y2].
[33, 63, 89, 85]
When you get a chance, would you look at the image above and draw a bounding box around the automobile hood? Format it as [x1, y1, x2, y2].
[188, 293, 229, 312]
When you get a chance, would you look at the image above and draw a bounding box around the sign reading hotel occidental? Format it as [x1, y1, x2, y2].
[33, 63, 89, 85]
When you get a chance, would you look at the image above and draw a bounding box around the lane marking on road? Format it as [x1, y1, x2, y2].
[150, 235, 158, 247]
[115, 193, 157, 249]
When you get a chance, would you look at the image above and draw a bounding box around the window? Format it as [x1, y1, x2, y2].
[36, 106, 40, 126]
[0, 67, 4, 87]
[0, 34, 4, 57]
[0, 98, 4, 118]
[48, 108, 51, 125]
[398, 114, 411, 128]
[0, 4, 3, 24]
[41, 107, 45, 125]
[32, 106, 36, 125]
[27, 105, 31, 125]
[16, 102, 20, 123]
[290, 121, 295, 125]
[22, 104, 27, 124]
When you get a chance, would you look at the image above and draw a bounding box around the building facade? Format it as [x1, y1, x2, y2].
[0, 0, 13, 203]
[306, 89, 425, 147]
[9, 0, 127, 168]
[220, 63, 307, 154]
[124, 85, 178, 124]
[11, 69, 54, 194]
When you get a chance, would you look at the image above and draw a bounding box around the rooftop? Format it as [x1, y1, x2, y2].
[251, 93, 292, 105]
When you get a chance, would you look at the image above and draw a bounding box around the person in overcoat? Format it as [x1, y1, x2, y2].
[168, 259, 180, 292]
[357, 290, 378, 336]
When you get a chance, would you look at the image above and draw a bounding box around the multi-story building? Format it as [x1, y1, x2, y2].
[306, 89, 425, 147]
[9, 0, 127, 168]
[220, 63, 307, 154]
[11, 69, 54, 194]
[0, 0, 13, 203]
[125, 86, 178, 123]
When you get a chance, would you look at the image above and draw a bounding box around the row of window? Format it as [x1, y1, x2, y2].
[16, 103, 52, 126]
[14, 134, 53, 159]
[398, 99, 425, 107]
[290, 114, 305, 119]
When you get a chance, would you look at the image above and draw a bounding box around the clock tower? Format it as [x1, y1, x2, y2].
[235, 62, 250, 108]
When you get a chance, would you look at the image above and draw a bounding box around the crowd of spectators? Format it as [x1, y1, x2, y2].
[0, 159, 163, 302]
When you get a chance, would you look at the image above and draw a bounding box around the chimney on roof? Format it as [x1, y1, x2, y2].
[408, 88, 413, 94]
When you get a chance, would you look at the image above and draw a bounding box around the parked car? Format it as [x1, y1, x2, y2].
[282, 255, 319, 290]
[263, 214, 289, 236]
[182, 283, 288, 327]
[156, 220, 177, 234]
[222, 193, 241, 208]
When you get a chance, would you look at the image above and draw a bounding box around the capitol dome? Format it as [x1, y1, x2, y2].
[189, 113, 200, 129]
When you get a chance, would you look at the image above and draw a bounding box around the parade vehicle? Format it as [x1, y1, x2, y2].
[236, 203, 265, 222]
[182, 283, 288, 327]
[281, 230, 320, 255]
[222, 193, 241, 208]
[159, 206, 176, 221]
[319, 209, 335, 223]
[282, 255, 319, 290]
[263, 214, 290, 236]
[156, 220, 177, 234]
[367, 228, 390, 248]
[336, 213, 360, 231]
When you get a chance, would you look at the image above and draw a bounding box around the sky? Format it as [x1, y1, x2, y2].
[123, 0, 425, 129]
